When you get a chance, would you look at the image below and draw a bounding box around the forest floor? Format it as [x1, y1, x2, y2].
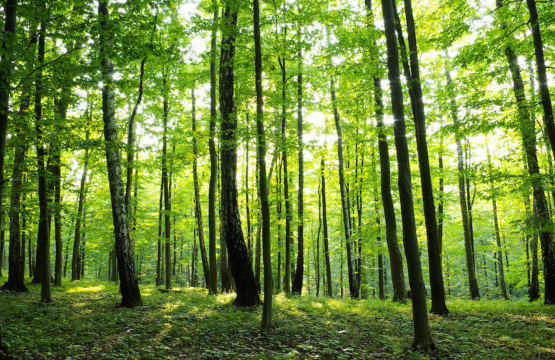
[0, 277, 554, 359]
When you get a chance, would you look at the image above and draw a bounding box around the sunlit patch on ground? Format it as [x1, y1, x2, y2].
[66, 285, 106, 293]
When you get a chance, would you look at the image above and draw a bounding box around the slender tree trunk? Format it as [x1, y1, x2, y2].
[72, 132, 89, 281]
[502, 30, 555, 304]
[530, 200, 540, 301]
[321, 160, 333, 297]
[316, 183, 322, 297]
[277, 155, 282, 292]
[162, 75, 173, 290]
[292, 45, 304, 295]
[34, 20, 52, 303]
[445, 53, 480, 300]
[371, 52, 407, 302]
[330, 76, 358, 299]
[486, 142, 508, 300]
[525, 0, 555, 161]
[208, 4, 219, 295]
[219, 3, 260, 306]
[98, 0, 142, 307]
[253, 0, 272, 326]
[192, 86, 210, 290]
[278, 54, 292, 295]
[380, 0, 434, 348]
[438, 119, 444, 255]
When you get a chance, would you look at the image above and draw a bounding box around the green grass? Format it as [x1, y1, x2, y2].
[1, 276, 554, 359]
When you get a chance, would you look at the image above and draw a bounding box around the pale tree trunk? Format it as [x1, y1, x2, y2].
[98, 0, 142, 307]
[219, 2, 259, 306]
[380, 0, 434, 348]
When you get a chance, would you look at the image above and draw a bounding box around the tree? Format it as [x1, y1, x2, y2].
[219, 0, 260, 306]
[72, 132, 89, 281]
[98, 0, 142, 307]
[380, 0, 434, 348]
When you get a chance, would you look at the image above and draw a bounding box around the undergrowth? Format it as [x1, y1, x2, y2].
[0, 276, 553, 359]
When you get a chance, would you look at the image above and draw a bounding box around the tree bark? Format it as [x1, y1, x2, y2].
[156, 179, 163, 286]
[292, 45, 304, 295]
[525, 0, 555, 161]
[162, 77, 172, 290]
[219, 3, 260, 306]
[486, 142, 508, 300]
[72, 132, 89, 281]
[208, 5, 219, 295]
[253, 0, 272, 327]
[445, 54, 480, 300]
[192, 86, 211, 290]
[321, 160, 333, 297]
[380, 0, 434, 348]
[99, 0, 142, 307]
[330, 76, 358, 299]
[504, 42, 555, 305]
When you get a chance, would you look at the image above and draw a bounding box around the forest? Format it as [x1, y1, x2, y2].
[0, 0, 554, 357]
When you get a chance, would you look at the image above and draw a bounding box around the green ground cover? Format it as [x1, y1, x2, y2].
[1, 277, 553, 359]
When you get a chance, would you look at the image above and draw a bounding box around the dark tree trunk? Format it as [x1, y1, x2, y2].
[99, 0, 142, 307]
[278, 54, 292, 294]
[530, 200, 540, 301]
[330, 77, 358, 299]
[34, 20, 51, 303]
[292, 46, 304, 295]
[162, 75, 172, 290]
[208, 4, 219, 295]
[380, 0, 434, 348]
[486, 143, 508, 300]
[253, 0, 272, 326]
[156, 179, 163, 286]
[72, 132, 89, 281]
[277, 155, 282, 292]
[192, 86, 211, 290]
[371, 51, 407, 302]
[321, 160, 333, 297]
[504, 40, 555, 304]
[445, 54, 480, 300]
[219, 3, 260, 306]
[525, 0, 555, 161]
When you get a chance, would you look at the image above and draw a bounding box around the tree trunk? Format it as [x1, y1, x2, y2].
[503, 39, 555, 304]
[321, 160, 333, 297]
[192, 86, 211, 290]
[380, 0, 434, 348]
[292, 45, 304, 295]
[219, 3, 260, 306]
[486, 142, 508, 300]
[530, 200, 540, 301]
[156, 179, 163, 286]
[162, 75, 173, 290]
[98, 0, 142, 307]
[445, 54, 480, 300]
[278, 55, 292, 295]
[253, 0, 272, 326]
[525, 0, 555, 161]
[330, 76, 358, 299]
[208, 4, 219, 295]
[72, 132, 89, 281]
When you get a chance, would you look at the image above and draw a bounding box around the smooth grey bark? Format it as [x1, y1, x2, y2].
[98, 0, 142, 307]
[219, 2, 260, 306]
[330, 76, 358, 299]
[445, 54, 480, 300]
[380, 0, 434, 348]
[208, 4, 219, 295]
